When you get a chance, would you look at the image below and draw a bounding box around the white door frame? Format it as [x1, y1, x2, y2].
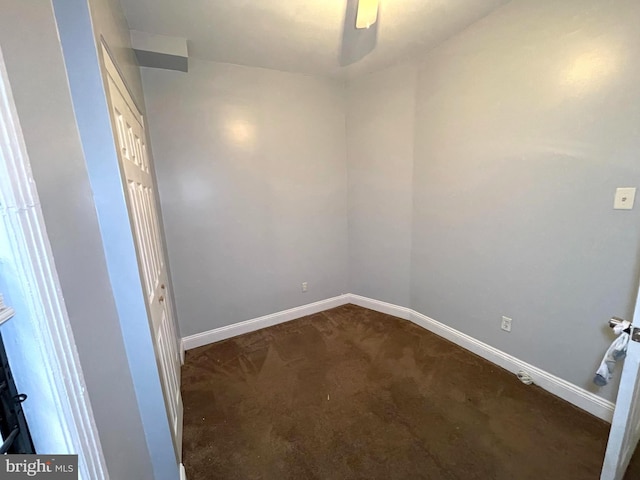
[0, 48, 108, 479]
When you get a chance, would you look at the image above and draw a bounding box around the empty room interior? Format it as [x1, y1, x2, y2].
[1, 0, 640, 479]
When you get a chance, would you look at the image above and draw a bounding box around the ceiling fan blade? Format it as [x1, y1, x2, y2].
[340, 0, 379, 67]
[355, 0, 379, 29]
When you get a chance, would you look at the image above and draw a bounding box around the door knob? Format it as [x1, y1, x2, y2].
[609, 317, 628, 329]
[609, 317, 640, 342]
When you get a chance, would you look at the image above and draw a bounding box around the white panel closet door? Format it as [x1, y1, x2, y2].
[601, 336, 640, 480]
[102, 47, 183, 461]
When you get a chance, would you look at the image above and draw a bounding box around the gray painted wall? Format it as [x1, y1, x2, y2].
[141, 59, 348, 337]
[53, 0, 178, 478]
[347, 62, 416, 307]
[0, 1, 154, 477]
[410, 0, 640, 402]
[345, 0, 640, 402]
[144, 0, 639, 405]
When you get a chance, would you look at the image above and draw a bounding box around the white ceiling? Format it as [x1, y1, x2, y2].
[120, 0, 511, 78]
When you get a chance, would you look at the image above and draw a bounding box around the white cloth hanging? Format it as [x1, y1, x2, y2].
[594, 321, 631, 387]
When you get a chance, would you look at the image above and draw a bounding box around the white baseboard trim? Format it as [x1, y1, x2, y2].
[409, 310, 615, 422]
[180, 293, 615, 422]
[182, 294, 350, 350]
[348, 294, 412, 320]
[348, 294, 615, 423]
[180, 339, 185, 365]
[179, 463, 187, 480]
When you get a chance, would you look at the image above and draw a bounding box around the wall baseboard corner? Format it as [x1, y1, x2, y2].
[346, 294, 614, 423]
[347, 294, 412, 320]
[180, 293, 615, 422]
[409, 309, 615, 422]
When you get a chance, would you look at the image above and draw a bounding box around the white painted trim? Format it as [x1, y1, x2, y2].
[182, 295, 350, 350]
[408, 310, 615, 422]
[348, 294, 615, 423]
[348, 294, 412, 320]
[180, 339, 186, 365]
[0, 49, 108, 478]
[183, 293, 615, 423]
[179, 463, 187, 480]
[0, 306, 15, 326]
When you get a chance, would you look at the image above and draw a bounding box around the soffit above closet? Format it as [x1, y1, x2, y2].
[119, 0, 511, 78]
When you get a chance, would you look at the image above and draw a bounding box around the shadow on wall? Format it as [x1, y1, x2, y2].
[340, 0, 378, 66]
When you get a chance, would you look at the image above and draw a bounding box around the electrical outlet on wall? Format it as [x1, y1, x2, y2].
[501, 316, 512, 332]
[301, 282, 308, 293]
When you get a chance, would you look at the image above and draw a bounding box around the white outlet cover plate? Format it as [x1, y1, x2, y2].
[501, 316, 512, 332]
[614, 187, 636, 210]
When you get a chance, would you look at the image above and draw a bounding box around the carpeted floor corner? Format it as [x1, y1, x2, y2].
[181, 304, 640, 479]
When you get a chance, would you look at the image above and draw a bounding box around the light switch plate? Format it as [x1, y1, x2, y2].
[614, 187, 636, 210]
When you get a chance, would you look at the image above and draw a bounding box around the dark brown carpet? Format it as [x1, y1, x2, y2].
[182, 304, 640, 479]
